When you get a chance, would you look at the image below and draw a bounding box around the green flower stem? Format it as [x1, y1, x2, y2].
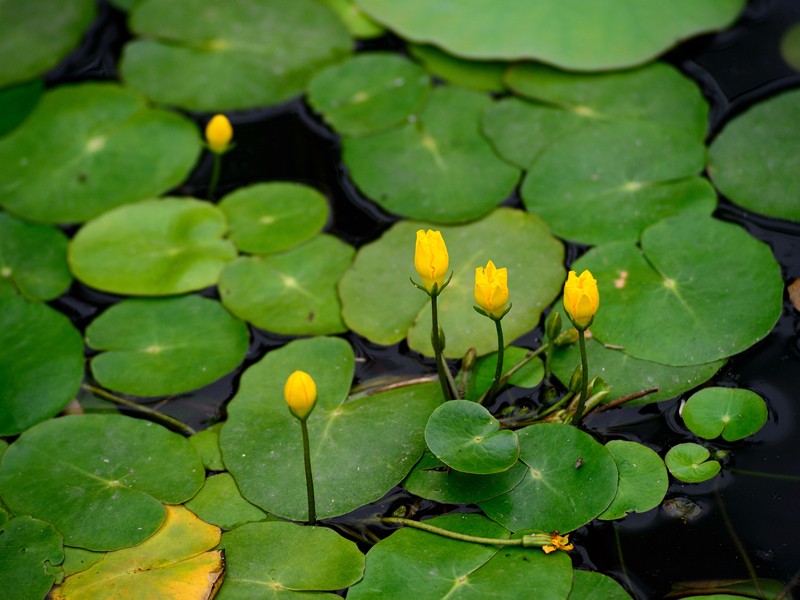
[378, 517, 553, 548]
[430, 292, 457, 400]
[574, 328, 589, 422]
[481, 343, 550, 408]
[208, 152, 222, 200]
[81, 384, 197, 436]
[300, 417, 317, 525]
[483, 318, 504, 404]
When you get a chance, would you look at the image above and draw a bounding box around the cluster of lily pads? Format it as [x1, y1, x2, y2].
[0, 0, 797, 598]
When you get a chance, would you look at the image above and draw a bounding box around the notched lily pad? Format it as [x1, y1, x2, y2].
[665, 443, 721, 483]
[0, 516, 64, 600]
[190, 423, 225, 471]
[599, 440, 668, 520]
[681, 387, 768, 441]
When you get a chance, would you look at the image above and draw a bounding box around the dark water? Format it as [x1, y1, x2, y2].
[45, 1, 800, 598]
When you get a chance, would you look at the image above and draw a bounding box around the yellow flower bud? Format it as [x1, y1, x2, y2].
[563, 270, 599, 330]
[205, 114, 233, 154]
[414, 229, 449, 293]
[474, 260, 509, 319]
[284, 370, 317, 420]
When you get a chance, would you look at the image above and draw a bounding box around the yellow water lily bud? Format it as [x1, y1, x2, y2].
[474, 260, 509, 319]
[205, 114, 233, 153]
[414, 229, 449, 293]
[563, 270, 599, 330]
[284, 370, 317, 420]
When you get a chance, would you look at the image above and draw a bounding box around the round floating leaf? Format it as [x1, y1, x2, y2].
[86, 295, 249, 397]
[480, 423, 618, 533]
[571, 215, 783, 366]
[0, 516, 64, 600]
[521, 121, 713, 245]
[425, 401, 519, 474]
[570, 571, 632, 600]
[219, 234, 353, 335]
[0, 290, 83, 435]
[403, 451, 528, 504]
[665, 443, 720, 483]
[0, 78, 42, 136]
[343, 86, 520, 223]
[0, 212, 71, 301]
[321, 0, 385, 39]
[51, 506, 224, 600]
[190, 424, 225, 472]
[120, 0, 352, 111]
[348, 513, 573, 600]
[408, 44, 506, 93]
[69, 198, 237, 296]
[221, 337, 442, 520]
[355, 0, 745, 69]
[339, 208, 565, 358]
[0, 83, 201, 224]
[682, 387, 768, 441]
[466, 346, 544, 401]
[219, 182, 329, 255]
[599, 440, 668, 521]
[0, 414, 204, 550]
[217, 521, 365, 598]
[0, 0, 96, 87]
[708, 88, 800, 222]
[307, 52, 430, 136]
[185, 473, 270, 530]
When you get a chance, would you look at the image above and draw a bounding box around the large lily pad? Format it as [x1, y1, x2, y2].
[219, 234, 354, 335]
[0, 414, 204, 550]
[0, 212, 71, 301]
[86, 295, 249, 397]
[339, 209, 565, 358]
[120, 0, 352, 111]
[0, 290, 84, 435]
[69, 198, 237, 296]
[0, 78, 43, 136]
[343, 86, 520, 223]
[217, 521, 365, 599]
[355, 0, 745, 69]
[681, 387, 768, 441]
[599, 440, 668, 521]
[708, 88, 800, 222]
[570, 215, 783, 366]
[0, 516, 64, 600]
[221, 336, 442, 520]
[0, 83, 201, 224]
[0, 0, 96, 87]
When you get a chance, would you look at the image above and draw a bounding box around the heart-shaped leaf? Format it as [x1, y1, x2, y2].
[681, 387, 768, 441]
[665, 443, 721, 483]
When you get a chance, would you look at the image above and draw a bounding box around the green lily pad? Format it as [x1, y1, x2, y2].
[86, 295, 249, 397]
[408, 44, 506, 93]
[219, 182, 329, 255]
[217, 521, 365, 599]
[120, 0, 352, 111]
[0, 78, 42, 136]
[348, 513, 573, 600]
[599, 440, 668, 520]
[570, 571, 632, 600]
[480, 423, 618, 533]
[339, 208, 565, 358]
[0, 83, 201, 224]
[0, 516, 64, 600]
[355, 0, 744, 70]
[321, 0, 385, 39]
[665, 443, 720, 483]
[62, 547, 104, 577]
[69, 198, 237, 296]
[190, 424, 225, 471]
[571, 215, 783, 366]
[185, 473, 269, 530]
[343, 86, 520, 223]
[307, 52, 430, 136]
[0, 414, 204, 550]
[403, 451, 528, 504]
[466, 346, 544, 401]
[0, 290, 84, 436]
[0, 212, 71, 301]
[0, 0, 96, 87]
[219, 234, 353, 335]
[221, 337, 442, 521]
[708, 88, 800, 222]
[425, 401, 519, 474]
[681, 387, 768, 441]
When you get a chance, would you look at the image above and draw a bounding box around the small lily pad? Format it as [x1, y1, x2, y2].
[69, 198, 237, 296]
[120, 0, 352, 111]
[665, 443, 721, 483]
[408, 44, 506, 93]
[343, 86, 520, 223]
[681, 387, 768, 441]
[0, 414, 205, 550]
[190, 424, 225, 471]
[0, 83, 201, 224]
[0, 78, 43, 136]
[599, 440, 668, 520]
[217, 521, 365, 598]
[570, 571, 632, 600]
[86, 295, 249, 397]
[0, 516, 64, 600]
[219, 234, 354, 335]
[466, 346, 544, 401]
[219, 182, 329, 255]
[425, 400, 519, 474]
[307, 52, 430, 136]
[185, 473, 269, 530]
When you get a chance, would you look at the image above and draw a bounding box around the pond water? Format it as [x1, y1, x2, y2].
[44, 0, 800, 598]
